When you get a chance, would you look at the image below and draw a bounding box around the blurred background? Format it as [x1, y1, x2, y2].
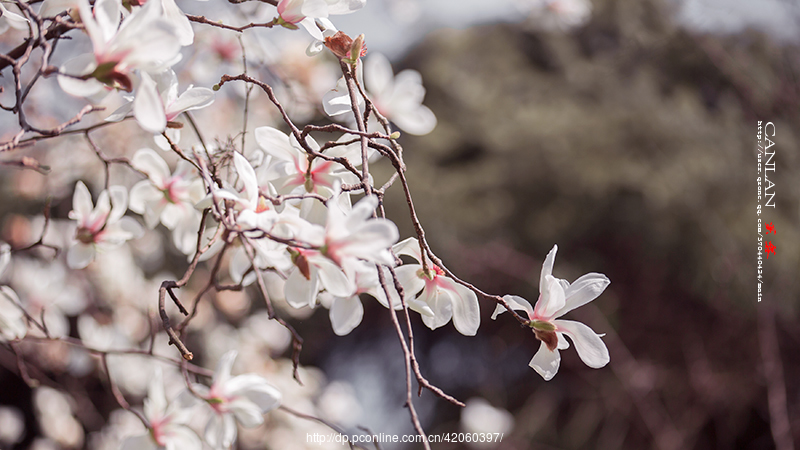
[1, 0, 799, 448]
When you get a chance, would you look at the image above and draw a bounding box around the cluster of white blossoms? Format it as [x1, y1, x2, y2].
[0, 0, 612, 447]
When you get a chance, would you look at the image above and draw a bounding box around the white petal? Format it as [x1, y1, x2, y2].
[213, 350, 237, 385]
[365, 53, 393, 98]
[132, 147, 170, 185]
[164, 426, 202, 450]
[168, 87, 215, 118]
[254, 127, 296, 163]
[233, 152, 259, 205]
[0, 287, 27, 341]
[329, 295, 363, 336]
[297, 16, 324, 40]
[440, 279, 480, 336]
[0, 243, 10, 277]
[107, 185, 129, 223]
[391, 105, 437, 136]
[554, 319, 609, 369]
[225, 375, 281, 410]
[491, 294, 534, 320]
[58, 54, 103, 98]
[540, 244, 557, 291]
[315, 257, 355, 297]
[161, 0, 194, 46]
[418, 285, 453, 330]
[322, 77, 356, 117]
[393, 264, 425, 301]
[67, 243, 95, 269]
[534, 274, 566, 320]
[204, 413, 237, 450]
[134, 72, 166, 134]
[71, 181, 93, 222]
[529, 341, 560, 381]
[284, 267, 319, 309]
[121, 434, 158, 450]
[143, 366, 167, 420]
[228, 398, 264, 428]
[555, 273, 610, 317]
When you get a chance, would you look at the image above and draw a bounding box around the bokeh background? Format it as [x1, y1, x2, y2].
[1, 0, 799, 448]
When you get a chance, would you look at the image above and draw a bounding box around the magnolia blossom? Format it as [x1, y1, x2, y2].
[121, 367, 200, 450]
[275, 0, 366, 40]
[492, 245, 610, 380]
[0, 243, 26, 342]
[323, 53, 437, 135]
[393, 237, 480, 335]
[129, 148, 204, 254]
[107, 70, 215, 134]
[321, 261, 395, 335]
[58, 0, 181, 97]
[192, 351, 282, 450]
[67, 181, 143, 269]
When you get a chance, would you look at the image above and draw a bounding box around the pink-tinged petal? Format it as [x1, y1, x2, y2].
[132, 148, 171, 185]
[168, 87, 215, 118]
[554, 273, 610, 318]
[440, 279, 480, 336]
[392, 237, 423, 263]
[315, 257, 355, 297]
[492, 294, 534, 320]
[107, 185, 128, 223]
[70, 181, 93, 223]
[392, 264, 425, 301]
[540, 244, 557, 291]
[554, 319, 609, 369]
[330, 295, 363, 336]
[121, 433, 158, 450]
[232, 152, 259, 205]
[297, 16, 324, 40]
[391, 105, 437, 136]
[134, 73, 167, 134]
[365, 53, 393, 98]
[67, 243, 95, 269]
[213, 350, 237, 386]
[529, 341, 561, 381]
[533, 274, 566, 320]
[285, 267, 320, 308]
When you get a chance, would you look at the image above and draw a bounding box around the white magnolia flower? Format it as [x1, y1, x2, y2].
[0, 3, 28, 34]
[492, 244, 610, 380]
[323, 53, 437, 135]
[321, 191, 398, 270]
[58, 0, 181, 97]
[393, 237, 479, 336]
[121, 367, 201, 450]
[322, 261, 395, 335]
[275, 0, 366, 40]
[129, 148, 204, 254]
[193, 351, 282, 450]
[107, 70, 215, 134]
[67, 181, 143, 269]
